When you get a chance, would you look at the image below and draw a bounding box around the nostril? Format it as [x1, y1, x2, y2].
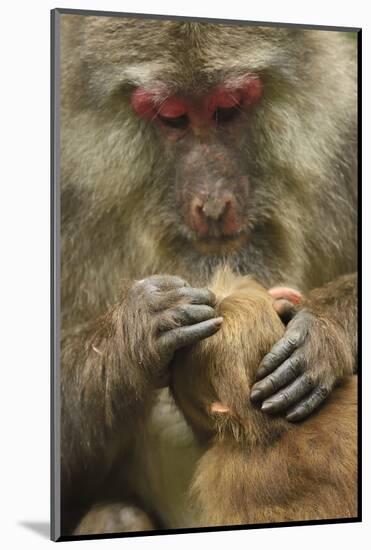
[202, 199, 228, 221]
[189, 196, 241, 237]
[196, 204, 204, 216]
[221, 199, 240, 236]
[190, 199, 209, 237]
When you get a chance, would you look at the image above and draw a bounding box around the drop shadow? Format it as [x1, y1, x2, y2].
[18, 521, 50, 539]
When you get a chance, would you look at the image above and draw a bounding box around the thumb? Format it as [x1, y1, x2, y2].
[268, 287, 303, 325]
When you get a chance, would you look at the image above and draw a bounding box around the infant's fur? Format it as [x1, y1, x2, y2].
[171, 268, 357, 526]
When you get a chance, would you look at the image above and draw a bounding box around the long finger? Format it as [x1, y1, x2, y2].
[160, 287, 217, 309]
[255, 332, 303, 381]
[250, 354, 304, 403]
[286, 385, 329, 422]
[159, 317, 223, 353]
[136, 275, 188, 291]
[157, 305, 216, 331]
[260, 374, 315, 415]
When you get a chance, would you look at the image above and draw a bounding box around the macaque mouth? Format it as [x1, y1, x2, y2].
[191, 233, 248, 255]
[131, 75, 262, 131]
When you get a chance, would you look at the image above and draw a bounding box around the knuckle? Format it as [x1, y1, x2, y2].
[316, 385, 329, 399]
[300, 401, 312, 415]
[302, 372, 316, 389]
[265, 375, 278, 392]
[170, 276, 188, 287]
[208, 290, 217, 304]
[175, 305, 189, 320]
[278, 391, 290, 404]
[147, 295, 164, 313]
[204, 305, 216, 316]
[145, 296, 157, 313]
[286, 332, 300, 346]
[181, 287, 197, 302]
[300, 353, 308, 369]
[130, 279, 146, 295]
[198, 306, 215, 321]
[288, 356, 302, 375]
[156, 315, 171, 332]
[280, 343, 292, 356]
[263, 351, 277, 365]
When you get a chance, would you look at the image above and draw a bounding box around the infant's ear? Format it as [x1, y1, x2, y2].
[268, 287, 303, 324]
[210, 401, 231, 414]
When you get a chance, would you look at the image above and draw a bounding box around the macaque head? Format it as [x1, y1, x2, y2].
[171, 268, 299, 443]
[61, 16, 355, 286]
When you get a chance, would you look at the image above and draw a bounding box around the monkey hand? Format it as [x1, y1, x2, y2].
[250, 307, 354, 422]
[124, 275, 222, 388]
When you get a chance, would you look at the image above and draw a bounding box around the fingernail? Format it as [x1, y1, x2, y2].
[261, 400, 274, 412]
[214, 317, 223, 325]
[286, 409, 302, 422]
[250, 389, 263, 402]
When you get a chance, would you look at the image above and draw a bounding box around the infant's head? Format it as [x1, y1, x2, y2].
[171, 267, 287, 442]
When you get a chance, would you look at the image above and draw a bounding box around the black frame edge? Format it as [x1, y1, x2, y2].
[356, 28, 362, 523]
[51, 7, 61, 543]
[59, 517, 362, 543]
[54, 7, 361, 33]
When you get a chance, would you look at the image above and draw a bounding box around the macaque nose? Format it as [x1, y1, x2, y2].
[190, 196, 240, 237]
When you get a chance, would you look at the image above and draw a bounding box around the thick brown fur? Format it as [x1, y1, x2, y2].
[171, 269, 357, 525]
[59, 15, 357, 534]
[172, 268, 288, 445]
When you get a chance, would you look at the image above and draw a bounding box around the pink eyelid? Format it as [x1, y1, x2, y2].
[130, 75, 263, 124]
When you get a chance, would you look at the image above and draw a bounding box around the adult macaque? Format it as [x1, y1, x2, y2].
[58, 13, 357, 535]
[171, 269, 357, 525]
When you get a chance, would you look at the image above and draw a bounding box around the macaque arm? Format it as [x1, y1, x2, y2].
[61, 315, 147, 496]
[251, 273, 357, 421]
[61, 276, 221, 494]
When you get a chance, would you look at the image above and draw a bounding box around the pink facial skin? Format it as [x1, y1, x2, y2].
[130, 75, 263, 131]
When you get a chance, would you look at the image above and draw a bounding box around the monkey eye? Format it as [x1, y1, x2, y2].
[158, 113, 189, 130]
[212, 106, 239, 124]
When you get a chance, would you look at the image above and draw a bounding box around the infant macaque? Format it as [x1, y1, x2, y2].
[171, 268, 357, 526]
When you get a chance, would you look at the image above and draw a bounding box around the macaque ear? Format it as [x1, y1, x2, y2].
[268, 287, 303, 324]
[210, 401, 231, 414]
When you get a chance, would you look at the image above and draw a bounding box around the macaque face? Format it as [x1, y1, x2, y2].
[171, 271, 286, 440]
[124, 25, 291, 260]
[131, 76, 262, 254]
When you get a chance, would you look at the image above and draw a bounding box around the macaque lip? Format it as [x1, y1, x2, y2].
[192, 233, 248, 255]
